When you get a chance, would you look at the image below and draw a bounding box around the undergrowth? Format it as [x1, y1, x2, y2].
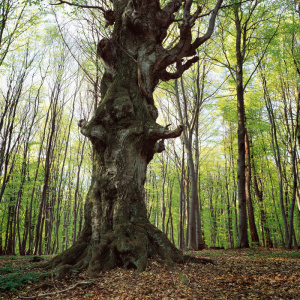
[0, 263, 48, 295]
[255, 251, 300, 259]
[187, 249, 300, 259]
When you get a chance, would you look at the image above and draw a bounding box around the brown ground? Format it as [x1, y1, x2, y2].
[1, 248, 299, 299]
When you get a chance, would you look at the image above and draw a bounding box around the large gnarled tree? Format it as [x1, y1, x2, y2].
[49, 0, 223, 278]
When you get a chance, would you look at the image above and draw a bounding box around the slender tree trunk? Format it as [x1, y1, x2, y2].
[245, 130, 259, 245]
[175, 78, 204, 250]
[224, 131, 234, 248]
[0, 207, 6, 255]
[235, 7, 249, 248]
[287, 90, 300, 249]
[209, 177, 217, 247]
[229, 123, 239, 243]
[33, 105, 57, 255]
[261, 71, 289, 246]
[160, 153, 167, 233]
[54, 95, 76, 252]
[73, 140, 86, 244]
[252, 162, 273, 248]
[178, 146, 185, 250]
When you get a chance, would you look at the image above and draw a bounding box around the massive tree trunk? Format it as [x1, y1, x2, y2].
[49, 0, 223, 278]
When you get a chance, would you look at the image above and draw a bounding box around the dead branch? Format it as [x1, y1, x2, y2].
[50, 0, 105, 12]
[19, 281, 93, 299]
[50, 0, 115, 27]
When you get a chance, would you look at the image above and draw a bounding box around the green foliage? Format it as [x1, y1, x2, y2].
[0, 256, 17, 260]
[247, 250, 300, 259]
[0, 264, 48, 291]
[272, 252, 300, 259]
[0, 0, 299, 258]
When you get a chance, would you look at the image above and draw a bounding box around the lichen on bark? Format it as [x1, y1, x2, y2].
[48, 0, 223, 279]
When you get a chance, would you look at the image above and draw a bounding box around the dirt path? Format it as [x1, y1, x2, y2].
[1, 248, 299, 299]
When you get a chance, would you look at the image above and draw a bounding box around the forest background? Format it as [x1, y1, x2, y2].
[0, 0, 299, 257]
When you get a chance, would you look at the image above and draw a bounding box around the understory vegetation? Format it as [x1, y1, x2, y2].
[0, 249, 299, 299]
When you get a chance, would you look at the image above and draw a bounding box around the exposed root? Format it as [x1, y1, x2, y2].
[47, 222, 213, 279]
[182, 255, 214, 265]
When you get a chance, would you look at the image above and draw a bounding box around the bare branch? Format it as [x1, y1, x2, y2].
[50, 0, 106, 12]
[52, 10, 95, 84]
[20, 281, 93, 299]
[244, 21, 280, 90]
[158, 0, 223, 72]
[190, 0, 224, 51]
[190, 0, 252, 22]
[189, 6, 203, 26]
[220, 0, 252, 10]
[50, 0, 115, 27]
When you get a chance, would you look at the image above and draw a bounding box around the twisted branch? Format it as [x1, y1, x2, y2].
[50, 0, 115, 27]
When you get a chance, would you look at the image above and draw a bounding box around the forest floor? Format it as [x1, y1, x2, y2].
[0, 247, 299, 299]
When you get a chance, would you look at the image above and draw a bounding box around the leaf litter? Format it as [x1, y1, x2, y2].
[0, 248, 299, 299]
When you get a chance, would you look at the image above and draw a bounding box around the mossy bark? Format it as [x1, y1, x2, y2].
[49, 0, 222, 278]
[50, 57, 186, 278]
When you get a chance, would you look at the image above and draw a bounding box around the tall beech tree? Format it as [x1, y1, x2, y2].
[49, 0, 224, 278]
[214, 0, 280, 247]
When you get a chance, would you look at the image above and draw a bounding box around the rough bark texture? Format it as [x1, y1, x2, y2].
[48, 0, 223, 278]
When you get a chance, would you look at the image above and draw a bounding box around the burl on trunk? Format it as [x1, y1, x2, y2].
[50, 0, 223, 279]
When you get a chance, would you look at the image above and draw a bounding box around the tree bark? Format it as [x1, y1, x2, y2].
[178, 145, 185, 250]
[260, 71, 289, 246]
[287, 89, 300, 249]
[223, 128, 234, 248]
[49, 0, 223, 278]
[245, 130, 259, 245]
[235, 6, 249, 248]
[229, 122, 239, 243]
[252, 163, 273, 248]
[174, 76, 205, 250]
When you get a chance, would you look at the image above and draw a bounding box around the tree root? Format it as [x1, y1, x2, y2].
[47, 222, 213, 280]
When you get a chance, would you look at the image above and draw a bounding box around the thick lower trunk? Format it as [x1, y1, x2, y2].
[50, 142, 210, 277]
[48, 60, 197, 278]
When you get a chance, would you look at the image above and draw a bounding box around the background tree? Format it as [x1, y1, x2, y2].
[212, 0, 280, 247]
